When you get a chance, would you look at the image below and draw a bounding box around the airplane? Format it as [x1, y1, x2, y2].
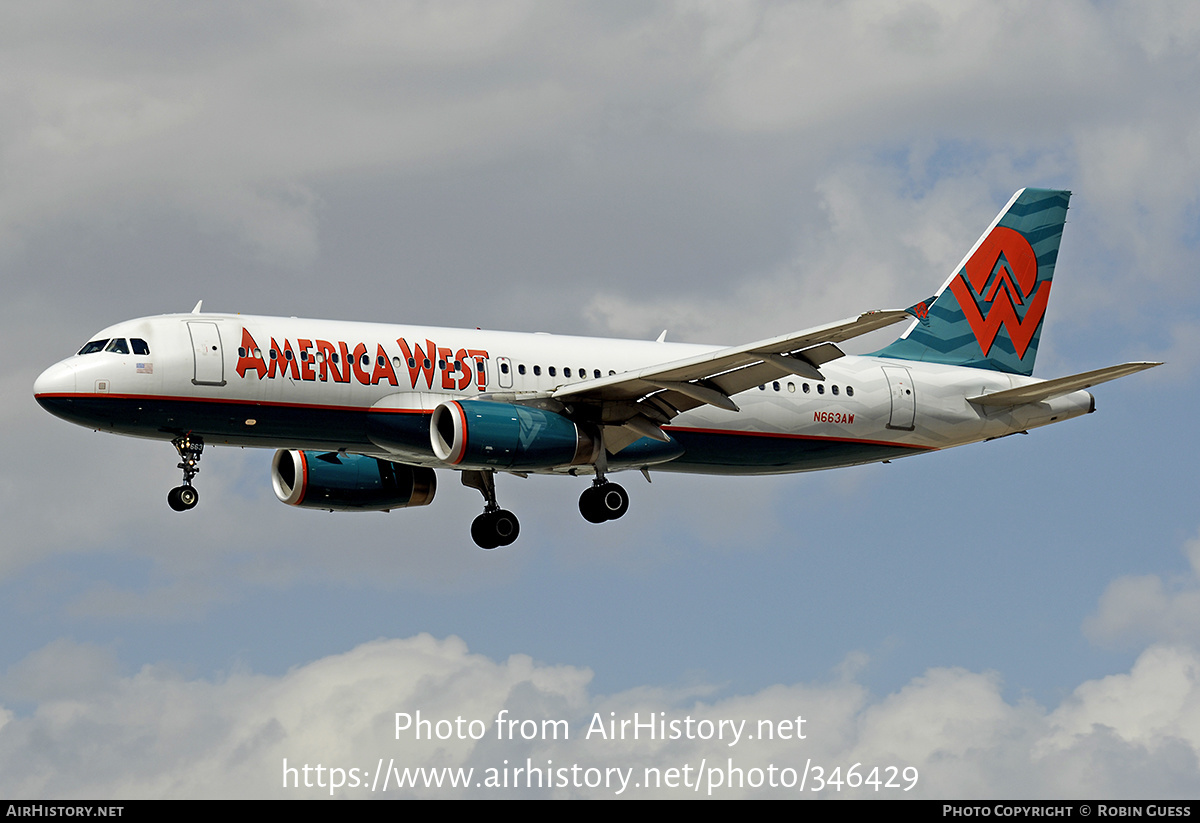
[34, 188, 1160, 549]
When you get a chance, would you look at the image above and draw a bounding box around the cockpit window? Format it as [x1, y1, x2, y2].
[78, 339, 110, 355]
[131, 338, 150, 355]
[105, 338, 130, 354]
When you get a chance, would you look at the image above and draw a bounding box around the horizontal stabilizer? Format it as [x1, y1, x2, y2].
[967, 362, 1161, 407]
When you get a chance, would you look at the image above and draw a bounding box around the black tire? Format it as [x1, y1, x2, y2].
[579, 487, 607, 523]
[177, 486, 199, 510]
[471, 512, 500, 550]
[599, 483, 629, 520]
[167, 487, 186, 511]
[493, 510, 520, 546]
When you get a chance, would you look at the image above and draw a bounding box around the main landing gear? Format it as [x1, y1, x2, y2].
[578, 480, 629, 523]
[578, 445, 629, 524]
[462, 469, 519, 550]
[167, 434, 204, 512]
[459, 458, 630, 550]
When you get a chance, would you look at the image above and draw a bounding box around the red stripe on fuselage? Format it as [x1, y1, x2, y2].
[663, 425, 935, 451]
[34, 392, 931, 451]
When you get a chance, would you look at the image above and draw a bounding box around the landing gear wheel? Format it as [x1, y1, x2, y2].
[492, 509, 520, 546]
[579, 482, 629, 522]
[579, 486, 607, 523]
[463, 470, 521, 549]
[471, 509, 521, 550]
[167, 485, 198, 512]
[471, 513, 499, 549]
[599, 483, 629, 520]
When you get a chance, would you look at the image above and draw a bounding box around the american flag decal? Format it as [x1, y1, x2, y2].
[136, 362, 153, 374]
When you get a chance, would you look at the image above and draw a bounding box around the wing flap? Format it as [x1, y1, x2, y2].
[967, 362, 1161, 407]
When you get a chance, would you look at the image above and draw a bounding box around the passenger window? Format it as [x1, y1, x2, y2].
[105, 338, 129, 354]
[549, 366, 557, 377]
[787, 382, 795, 393]
[846, 386, 854, 397]
[773, 381, 780, 391]
[564, 367, 572, 377]
[817, 384, 825, 395]
[518, 364, 526, 375]
[594, 369, 601, 379]
[78, 339, 109, 355]
[131, 338, 150, 355]
[832, 385, 839, 396]
[533, 365, 542, 376]
[803, 383, 810, 393]
[501, 362, 510, 374]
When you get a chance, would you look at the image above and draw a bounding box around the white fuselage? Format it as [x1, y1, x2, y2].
[33, 312, 1094, 476]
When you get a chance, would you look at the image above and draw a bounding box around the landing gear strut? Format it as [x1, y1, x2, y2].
[461, 469, 520, 550]
[167, 434, 203, 512]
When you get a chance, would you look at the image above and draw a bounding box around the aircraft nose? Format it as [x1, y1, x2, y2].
[34, 360, 77, 400]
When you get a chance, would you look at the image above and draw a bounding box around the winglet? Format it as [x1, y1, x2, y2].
[191, 300, 203, 314]
[904, 296, 937, 326]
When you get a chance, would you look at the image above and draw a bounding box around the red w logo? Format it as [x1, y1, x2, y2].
[948, 226, 1050, 360]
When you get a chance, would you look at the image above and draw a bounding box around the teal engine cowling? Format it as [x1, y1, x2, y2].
[430, 399, 599, 470]
[271, 450, 436, 511]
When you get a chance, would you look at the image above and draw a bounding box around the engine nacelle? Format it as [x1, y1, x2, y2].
[430, 399, 599, 470]
[271, 450, 436, 511]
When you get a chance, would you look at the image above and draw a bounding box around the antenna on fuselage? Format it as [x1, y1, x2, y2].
[191, 300, 203, 314]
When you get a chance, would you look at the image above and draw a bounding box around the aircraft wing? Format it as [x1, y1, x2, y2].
[967, 362, 1162, 407]
[550, 309, 910, 450]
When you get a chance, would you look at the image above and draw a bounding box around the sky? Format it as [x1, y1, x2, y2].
[1, 0, 1198, 799]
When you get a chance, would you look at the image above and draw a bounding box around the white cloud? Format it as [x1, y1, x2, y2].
[3, 632, 1200, 798]
[1, 0, 1196, 277]
[1085, 530, 1200, 649]
[582, 163, 1015, 344]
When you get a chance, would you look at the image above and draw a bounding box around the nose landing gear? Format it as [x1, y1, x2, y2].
[167, 434, 204, 512]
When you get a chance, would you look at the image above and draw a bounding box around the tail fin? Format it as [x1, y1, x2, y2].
[875, 188, 1071, 376]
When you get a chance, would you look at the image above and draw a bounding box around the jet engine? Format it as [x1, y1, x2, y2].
[271, 450, 436, 511]
[430, 399, 599, 470]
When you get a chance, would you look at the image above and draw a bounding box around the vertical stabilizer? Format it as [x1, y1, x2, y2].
[875, 188, 1071, 376]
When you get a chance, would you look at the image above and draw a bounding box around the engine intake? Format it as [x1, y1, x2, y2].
[271, 450, 436, 511]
